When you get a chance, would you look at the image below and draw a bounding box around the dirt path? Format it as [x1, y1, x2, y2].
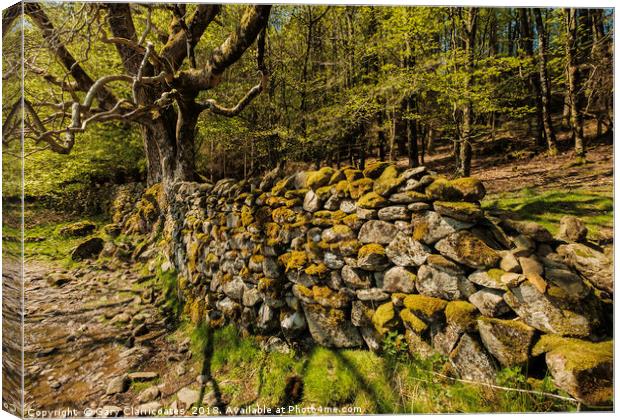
[22, 259, 205, 417]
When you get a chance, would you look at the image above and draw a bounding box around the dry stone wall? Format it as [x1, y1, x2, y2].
[161, 163, 612, 406]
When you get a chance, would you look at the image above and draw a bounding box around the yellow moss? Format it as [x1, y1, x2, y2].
[315, 185, 333, 200]
[332, 224, 353, 236]
[487, 268, 506, 283]
[266, 196, 297, 208]
[344, 168, 363, 182]
[280, 250, 308, 272]
[241, 206, 254, 227]
[400, 308, 428, 334]
[305, 263, 329, 277]
[272, 207, 296, 224]
[363, 162, 390, 179]
[373, 165, 402, 196]
[306, 167, 336, 190]
[205, 252, 218, 265]
[532, 335, 612, 371]
[357, 192, 387, 209]
[239, 266, 250, 279]
[349, 178, 374, 199]
[189, 299, 205, 325]
[342, 214, 360, 230]
[445, 301, 478, 329]
[403, 295, 448, 319]
[294, 284, 313, 298]
[425, 177, 461, 200]
[412, 220, 429, 242]
[329, 170, 346, 185]
[250, 254, 264, 265]
[313, 210, 347, 226]
[372, 302, 398, 334]
[258, 277, 278, 292]
[284, 189, 309, 199]
[312, 285, 348, 307]
[333, 180, 351, 197]
[271, 177, 295, 196]
[450, 177, 486, 201]
[358, 243, 386, 259]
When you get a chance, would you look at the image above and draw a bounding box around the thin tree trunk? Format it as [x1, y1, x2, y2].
[565, 8, 586, 162]
[533, 8, 558, 156]
[458, 7, 477, 177]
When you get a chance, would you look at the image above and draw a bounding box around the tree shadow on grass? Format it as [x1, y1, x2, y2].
[196, 326, 226, 412]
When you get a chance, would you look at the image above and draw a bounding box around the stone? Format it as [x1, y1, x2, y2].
[341, 265, 372, 289]
[340, 199, 357, 214]
[281, 311, 307, 336]
[177, 387, 200, 408]
[557, 216, 588, 242]
[357, 207, 378, 220]
[358, 220, 399, 244]
[59, 221, 96, 237]
[262, 257, 281, 278]
[301, 303, 363, 347]
[416, 255, 475, 301]
[500, 272, 526, 288]
[545, 268, 587, 299]
[468, 269, 507, 290]
[449, 333, 497, 385]
[532, 335, 612, 406]
[408, 202, 431, 212]
[222, 276, 245, 301]
[435, 231, 501, 269]
[128, 371, 159, 381]
[477, 318, 535, 368]
[47, 273, 72, 287]
[373, 165, 404, 196]
[500, 253, 521, 273]
[557, 243, 612, 293]
[518, 256, 543, 276]
[382, 266, 417, 293]
[137, 385, 161, 403]
[400, 166, 427, 180]
[389, 191, 428, 204]
[71, 237, 104, 261]
[357, 192, 387, 209]
[386, 232, 429, 267]
[356, 288, 389, 302]
[433, 201, 483, 222]
[303, 190, 321, 212]
[351, 301, 373, 327]
[324, 195, 342, 211]
[322, 225, 355, 243]
[468, 288, 510, 317]
[357, 244, 389, 271]
[450, 177, 486, 201]
[323, 252, 345, 270]
[378, 206, 409, 221]
[412, 211, 473, 245]
[403, 294, 448, 323]
[502, 219, 553, 242]
[503, 281, 592, 337]
[106, 375, 129, 395]
[242, 287, 262, 306]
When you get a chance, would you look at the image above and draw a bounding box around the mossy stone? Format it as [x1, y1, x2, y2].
[373, 165, 403, 196]
[400, 308, 428, 334]
[425, 177, 462, 201]
[349, 178, 374, 199]
[403, 294, 448, 321]
[450, 177, 486, 201]
[329, 170, 346, 185]
[344, 168, 363, 182]
[372, 302, 398, 334]
[363, 162, 391, 179]
[272, 207, 296, 224]
[306, 167, 336, 190]
[357, 192, 387, 209]
[445, 301, 478, 330]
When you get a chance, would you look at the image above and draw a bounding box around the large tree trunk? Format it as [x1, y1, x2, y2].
[565, 8, 586, 162]
[533, 9, 558, 156]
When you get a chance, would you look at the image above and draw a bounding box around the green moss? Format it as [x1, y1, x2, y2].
[358, 243, 386, 258]
[284, 188, 309, 199]
[357, 192, 387, 209]
[532, 335, 612, 371]
[400, 308, 428, 334]
[342, 214, 360, 230]
[445, 301, 478, 330]
[329, 169, 347, 185]
[372, 302, 398, 334]
[344, 168, 364, 182]
[306, 167, 336, 190]
[349, 178, 374, 199]
[373, 165, 402, 196]
[241, 206, 254, 227]
[450, 177, 486, 201]
[315, 185, 333, 200]
[488, 268, 506, 283]
[271, 176, 295, 196]
[403, 295, 448, 320]
[426, 177, 461, 201]
[334, 180, 351, 197]
[363, 162, 391, 179]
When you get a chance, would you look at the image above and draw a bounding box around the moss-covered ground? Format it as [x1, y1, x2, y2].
[482, 187, 612, 239]
[171, 323, 578, 414]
